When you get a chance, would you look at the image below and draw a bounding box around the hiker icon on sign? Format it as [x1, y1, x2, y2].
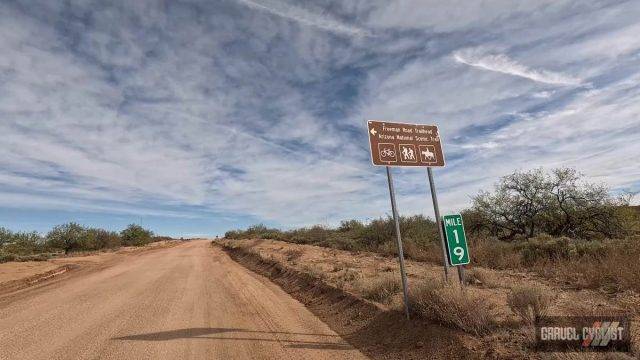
[399, 144, 417, 163]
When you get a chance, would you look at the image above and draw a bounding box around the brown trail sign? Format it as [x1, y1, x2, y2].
[367, 120, 445, 167]
[366, 119, 459, 320]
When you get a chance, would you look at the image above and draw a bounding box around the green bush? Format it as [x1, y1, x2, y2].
[472, 237, 521, 269]
[89, 228, 122, 249]
[121, 224, 154, 246]
[45, 223, 86, 254]
[517, 234, 608, 265]
[225, 224, 283, 240]
[0, 253, 17, 263]
[0, 223, 162, 262]
[518, 234, 573, 265]
[0, 227, 11, 247]
[224, 215, 440, 256]
[2, 231, 44, 255]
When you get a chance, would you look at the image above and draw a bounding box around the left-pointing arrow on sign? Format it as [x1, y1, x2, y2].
[370, 128, 377, 136]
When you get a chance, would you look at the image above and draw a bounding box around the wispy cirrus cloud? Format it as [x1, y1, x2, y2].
[235, 0, 370, 37]
[453, 48, 585, 86]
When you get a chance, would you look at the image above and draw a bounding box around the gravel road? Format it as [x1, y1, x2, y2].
[0, 240, 367, 360]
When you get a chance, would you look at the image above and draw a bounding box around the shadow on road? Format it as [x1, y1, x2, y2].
[284, 343, 353, 350]
[113, 328, 241, 341]
[113, 327, 352, 350]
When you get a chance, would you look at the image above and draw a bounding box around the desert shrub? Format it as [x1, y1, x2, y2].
[518, 234, 609, 266]
[224, 225, 284, 240]
[377, 238, 441, 263]
[45, 223, 87, 254]
[339, 268, 359, 282]
[0, 253, 17, 263]
[464, 268, 494, 286]
[288, 225, 330, 245]
[224, 230, 243, 239]
[357, 274, 401, 304]
[518, 234, 573, 265]
[472, 237, 521, 269]
[222, 215, 440, 258]
[15, 253, 52, 262]
[330, 263, 345, 272]
[507, 285, 553, 324]
[91, 229, 122, 249]
[300, 264, 326, 280]
[543, 236, 640, 292]
[2, 231, 44, 255]
[571, 240, 606, 258]
[44, 225, 123, 253]
[338, 219, 365, 233]
[409, 280, 495, 335]
[45, 223, 81, 253]
[0, 223, 160, 261]
[121, 224, 153, 246]
[0, 227, 11, 248]
[259, 231, 283, 240]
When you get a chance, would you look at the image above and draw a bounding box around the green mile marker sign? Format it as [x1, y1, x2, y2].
[442, 214, 470, 266]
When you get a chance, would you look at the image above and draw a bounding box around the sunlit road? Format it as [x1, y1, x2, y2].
[0, 240, 367, 360]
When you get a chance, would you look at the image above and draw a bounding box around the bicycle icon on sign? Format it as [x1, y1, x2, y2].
[381, 148, 395, 157]
[378, 143, 397, 162]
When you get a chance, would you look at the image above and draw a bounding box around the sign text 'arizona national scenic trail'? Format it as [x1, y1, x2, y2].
[367, 120, 445, 167]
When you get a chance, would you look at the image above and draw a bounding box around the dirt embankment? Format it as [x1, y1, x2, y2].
[217, 238, 640, 360]
[0, 240, 180, 296]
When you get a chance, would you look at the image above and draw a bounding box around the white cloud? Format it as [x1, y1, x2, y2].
[453, 48, 585, 86]
[1, 0, 640, 234]
[365, 0, 567, 32]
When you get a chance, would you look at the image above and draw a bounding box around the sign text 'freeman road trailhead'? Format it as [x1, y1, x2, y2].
[367, 120, 445, 167]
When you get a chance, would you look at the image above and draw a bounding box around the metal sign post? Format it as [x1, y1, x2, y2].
[386, 166, 411, 320]
[427, 167, 450, 282]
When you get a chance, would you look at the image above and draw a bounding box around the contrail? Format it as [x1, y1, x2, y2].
[236, 0, 370, 37]
[454, 48, 585, 86]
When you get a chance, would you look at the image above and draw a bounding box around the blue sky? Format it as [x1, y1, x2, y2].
[1, 0, 639, 237]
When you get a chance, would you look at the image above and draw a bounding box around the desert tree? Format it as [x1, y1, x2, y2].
[121, 224, 153, 246]
[46, 223, 86, 254]
[470, 167, 632, 240]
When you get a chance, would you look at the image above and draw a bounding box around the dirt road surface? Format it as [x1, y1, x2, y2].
[0, 240, 368, 360]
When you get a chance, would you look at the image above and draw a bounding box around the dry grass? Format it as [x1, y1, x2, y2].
[463, 267, 496, 287]
[334, 268, 360, 290]
[544, 237, 640, 293]
[543, 352, 636, 360]
[507, 285, 553, 324]
[284, 248, 303, 262]
[300, 264, 326, 280]
[330, 263, 345, 272]
[408, 280, 496, 335]
[357, 273, 401, 304]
